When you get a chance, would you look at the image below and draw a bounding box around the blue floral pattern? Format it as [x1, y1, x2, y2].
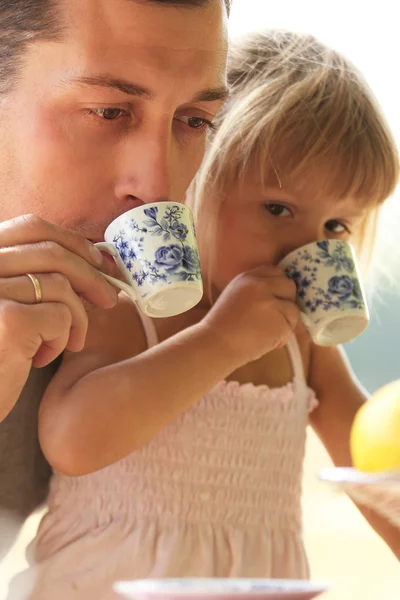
[283, 240, 364, 322]
[112, 205, 201, 296]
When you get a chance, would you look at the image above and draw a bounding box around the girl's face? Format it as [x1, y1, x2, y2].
[210, 163, 367, 293]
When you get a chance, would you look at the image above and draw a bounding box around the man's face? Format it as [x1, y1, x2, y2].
[0, 0, 228, 241]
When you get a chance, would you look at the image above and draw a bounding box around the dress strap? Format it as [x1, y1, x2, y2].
[135, 307, 159, 349]
[286, 334, 306, 386]
[136, 308, 304, 382]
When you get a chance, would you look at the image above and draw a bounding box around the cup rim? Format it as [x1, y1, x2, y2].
[142, 283, 203, 318]
[310, 311, 369, 346]
[279, 239, 355, 267]
[104, 201, 188, 241]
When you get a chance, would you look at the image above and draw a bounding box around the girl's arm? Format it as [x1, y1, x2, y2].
[309, 344, 400, 560]
[38, 298, 241, 477]
[39, 266, 299, 477]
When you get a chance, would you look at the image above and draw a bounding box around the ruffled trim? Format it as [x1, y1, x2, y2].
[216, 379, 295, 397]
[306, 389, 319, 414]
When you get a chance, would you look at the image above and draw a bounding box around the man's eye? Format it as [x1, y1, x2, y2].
[90, 108, 127, 121]
[265, 203, 292, 217]
[325, 219, 349, 234]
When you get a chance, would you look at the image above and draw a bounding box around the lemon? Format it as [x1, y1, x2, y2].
[350, 379, 400, 473]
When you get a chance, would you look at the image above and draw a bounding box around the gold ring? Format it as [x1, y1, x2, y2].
[26, 273, 43, 304]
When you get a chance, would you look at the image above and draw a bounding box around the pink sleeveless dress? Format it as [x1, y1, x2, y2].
[15, 314, 318, 600]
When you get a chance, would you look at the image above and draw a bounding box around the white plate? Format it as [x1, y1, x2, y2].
[114, 578, 330, 600]
[319, 467, 400, 485]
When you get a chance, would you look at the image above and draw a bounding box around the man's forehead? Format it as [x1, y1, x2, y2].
[63, 0, 228, 52]
[55, 0, 228, 99]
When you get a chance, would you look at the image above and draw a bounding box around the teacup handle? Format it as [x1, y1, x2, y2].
[95, 242, 138, 302]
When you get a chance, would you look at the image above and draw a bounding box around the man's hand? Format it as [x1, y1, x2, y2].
[0, 214, 117, 422]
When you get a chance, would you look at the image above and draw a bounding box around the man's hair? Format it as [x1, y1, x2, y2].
[152, 0, 231, 12]
[0, 0, 230, 93]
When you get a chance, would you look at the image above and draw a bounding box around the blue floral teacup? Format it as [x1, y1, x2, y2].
[96, 202, 203, 318]
[280, 240, 369, 346]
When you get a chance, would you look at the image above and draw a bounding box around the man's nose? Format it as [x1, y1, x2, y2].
[114, 122, 174, 206]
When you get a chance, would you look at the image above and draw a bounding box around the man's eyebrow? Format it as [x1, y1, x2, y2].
[192, 86, 230, 103]
[67, 76, 153, 98]
[64, 75, 229, 103]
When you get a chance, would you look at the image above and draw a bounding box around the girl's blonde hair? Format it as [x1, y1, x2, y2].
[190, 30, 399, 283]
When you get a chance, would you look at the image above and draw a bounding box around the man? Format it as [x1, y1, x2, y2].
[0, 0, 229, 547]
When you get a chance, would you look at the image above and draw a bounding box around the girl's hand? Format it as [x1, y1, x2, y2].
[343, 482, 400, 530]
[203, 265, 300, 366]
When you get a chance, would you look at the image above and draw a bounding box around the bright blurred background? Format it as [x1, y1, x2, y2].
[1, 1, 399, 598]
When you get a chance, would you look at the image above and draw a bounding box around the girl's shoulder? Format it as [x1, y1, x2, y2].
[225, 325, 312, 389]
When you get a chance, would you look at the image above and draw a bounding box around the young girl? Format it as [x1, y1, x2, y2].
[14, 30, 400, 599]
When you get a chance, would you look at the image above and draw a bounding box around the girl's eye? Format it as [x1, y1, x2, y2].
[265, 203, 292, 217]
[325, 219, 349, 234]
[176, 116, 216, 132]
[90, 108, 127, 121]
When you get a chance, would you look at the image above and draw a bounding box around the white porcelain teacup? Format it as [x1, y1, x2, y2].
[280, 240, 369, 346]
[96, 202, 203, 318]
